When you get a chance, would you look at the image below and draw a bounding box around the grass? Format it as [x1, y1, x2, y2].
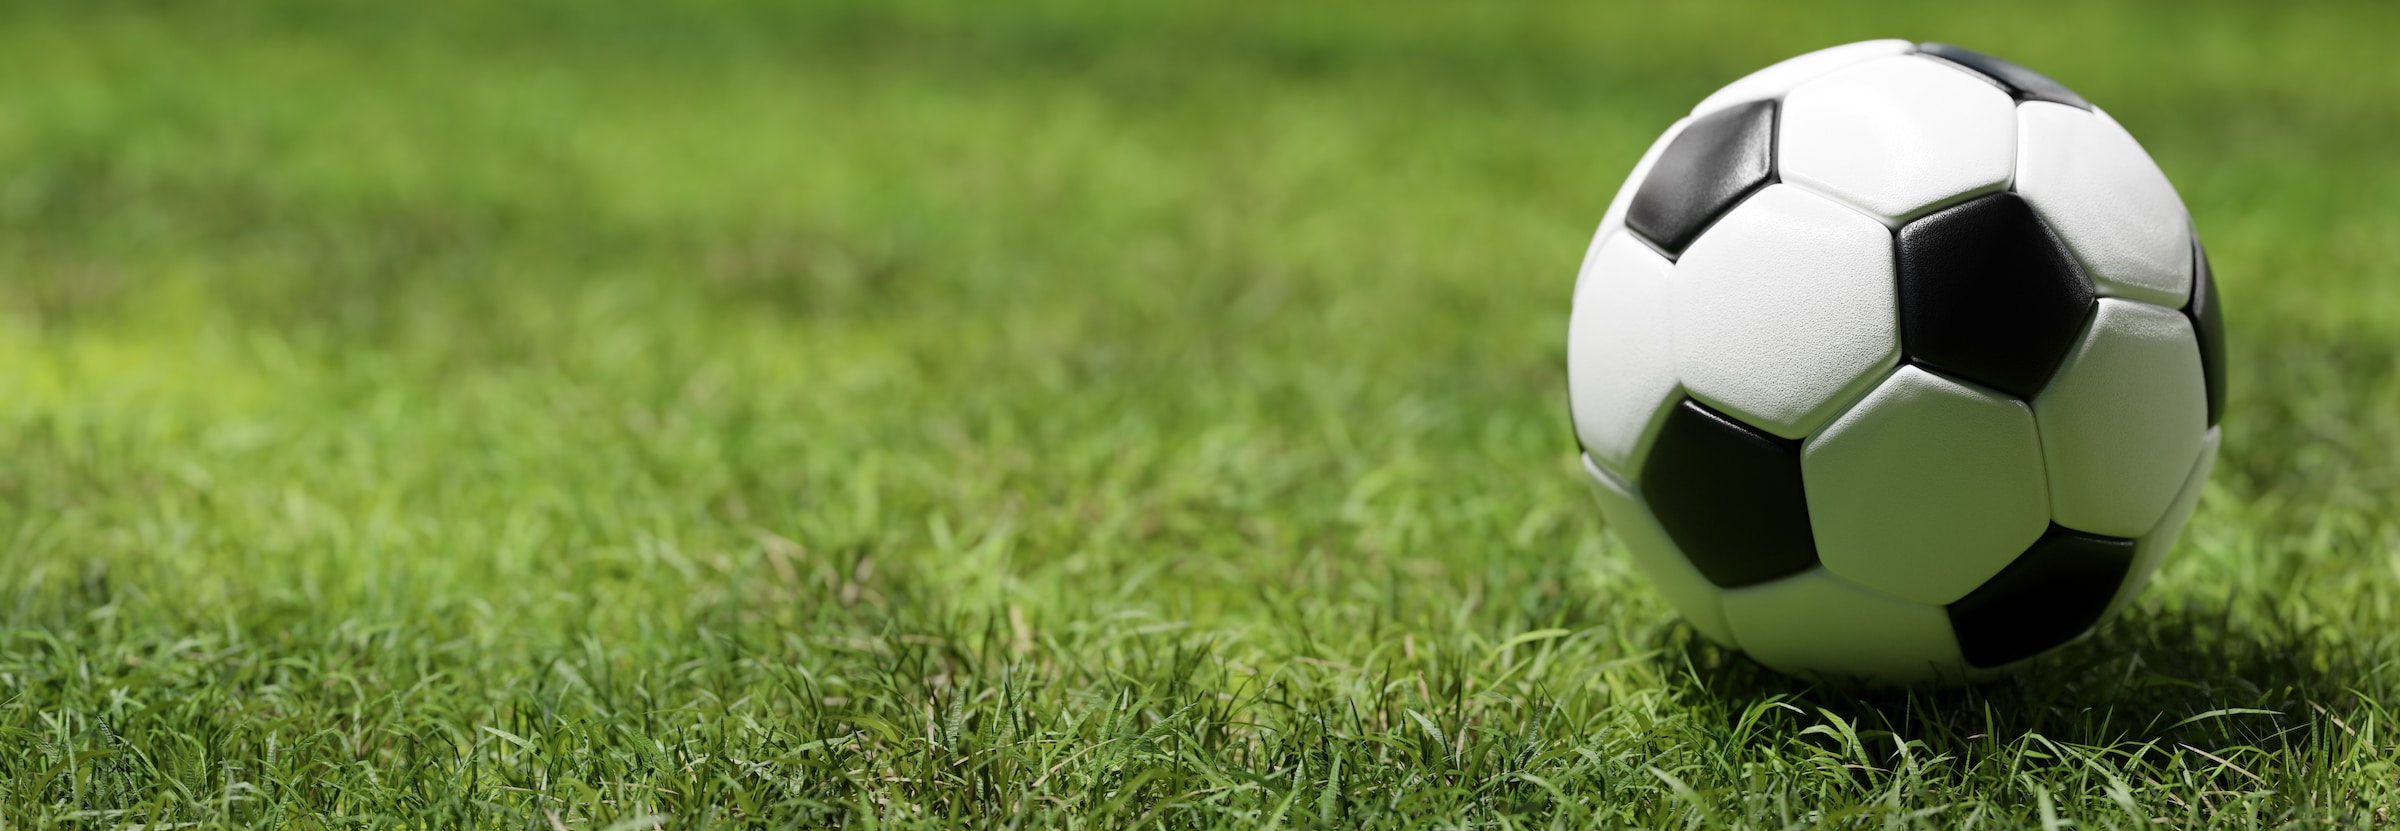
[1, 0, 2397, 826]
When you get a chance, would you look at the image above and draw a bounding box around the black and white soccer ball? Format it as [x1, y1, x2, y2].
[1567, 41, 2225, 685]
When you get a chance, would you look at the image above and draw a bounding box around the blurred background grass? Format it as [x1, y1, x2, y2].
[1, 0, 2396, 826]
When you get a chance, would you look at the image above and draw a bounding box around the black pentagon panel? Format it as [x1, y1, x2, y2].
[1918, 43, 2091, 111]
[1896, 193, 2095, 398]
[1625, 99, 1776, 258]
[1640, 398, 1817, 588]
[1947, 525, 2135, 668]
[2187, 240, 2227, 426]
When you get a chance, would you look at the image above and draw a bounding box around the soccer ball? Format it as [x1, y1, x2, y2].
[1567, 41, 2224, 685]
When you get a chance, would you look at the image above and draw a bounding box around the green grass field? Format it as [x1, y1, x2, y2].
[3, 0, 2397, 826]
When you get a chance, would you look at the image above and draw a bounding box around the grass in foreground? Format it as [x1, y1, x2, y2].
[2, 0, 2399, 826]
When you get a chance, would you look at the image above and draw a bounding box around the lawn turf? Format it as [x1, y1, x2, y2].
[2, 0, 2399, 826]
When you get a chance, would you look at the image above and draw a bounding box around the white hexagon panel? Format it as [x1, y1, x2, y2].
[1671, 184, 1899, 439]
[1567, 233, 1680, 478]
[1780, 55, 2019, 225]
[1720, 568, 1969, 686]
[1802, 366, 2050, 605]
[2016, 102, 2194, 308]
[1689, 39, 1916, 118]
[1583, 456, 1740, 646]
[2034, 299, 2209, 537]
